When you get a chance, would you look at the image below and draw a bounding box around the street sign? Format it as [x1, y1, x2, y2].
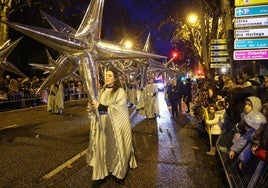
[210, 45, 227, 50]
[235, 38, 268, 49]
[235, 0, 268, 7]
[234, 17, 268, 28]
[210, 57, 229, 62]
[235, 5, 268, 17]
[235, 28, 268, 38]
[210, 63, 231, 68]
[210, 39, 226, 44]
[211, 51, 229, 56]
[233, 49, 268, 60]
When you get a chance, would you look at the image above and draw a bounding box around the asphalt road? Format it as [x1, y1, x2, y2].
[0, 94, 229, 188]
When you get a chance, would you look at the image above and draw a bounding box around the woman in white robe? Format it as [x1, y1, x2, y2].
[136, 78, 160, 119]
[87, 69, 137, 181]
[47, 81, 64, 114]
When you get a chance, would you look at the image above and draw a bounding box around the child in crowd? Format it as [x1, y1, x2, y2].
[205, 101, 226, 156]
[220, 96, 267, 163]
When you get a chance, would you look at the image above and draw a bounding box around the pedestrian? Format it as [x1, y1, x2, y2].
[183, 78, 192, 113]
[87, 68, 137, 182]
[136, 77, 160, 119]
[47, 80, 64, 114]
[166, 78, 180, 119]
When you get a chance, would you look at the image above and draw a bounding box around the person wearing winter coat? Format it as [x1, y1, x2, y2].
[228, 96, 267, 162]
[251, 103, 268, 163]
[205, 101, 226, 156]
[183, 78, 192, 113]
[166, 78, 180, 119]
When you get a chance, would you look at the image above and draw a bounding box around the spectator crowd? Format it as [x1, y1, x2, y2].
[0, 74, 86, 111]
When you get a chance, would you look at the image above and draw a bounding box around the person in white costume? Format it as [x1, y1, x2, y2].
[87, 68, 137, 183]
[47, 80, 64, 114]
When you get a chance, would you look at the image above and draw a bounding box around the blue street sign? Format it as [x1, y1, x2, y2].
[235, 5, 268, 17]
[235, 39, 268, 49]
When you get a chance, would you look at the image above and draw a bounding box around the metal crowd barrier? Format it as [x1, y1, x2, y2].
[216, 121, 268, 188]
[0, 90, 86, 112]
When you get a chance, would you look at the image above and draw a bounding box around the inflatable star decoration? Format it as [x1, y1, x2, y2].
[2, 0, 166, 130]
[0, 37, 27, 77]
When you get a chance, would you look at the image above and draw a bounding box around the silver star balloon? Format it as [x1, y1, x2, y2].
[29, 49, 80, 79]
[2, 0, 166, 130]
[0, 37, 27, 77]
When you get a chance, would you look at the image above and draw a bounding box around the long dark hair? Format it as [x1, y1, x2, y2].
[103, 68, 121, 95]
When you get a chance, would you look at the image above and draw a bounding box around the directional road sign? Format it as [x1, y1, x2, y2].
[233, 49, 268, 60]
[235, 28, 268, 38]
[235, 5, 268, 17]
[235, 38, 268, 49]
[211, 51, 229, 56]
[234, 17, 268, 28]
[235, 0, 268, 7]
[210, 39, 226, 44]
[210, 45, 227, 50]
[211, 57, 229, 62]
[210, 63, 230, 68]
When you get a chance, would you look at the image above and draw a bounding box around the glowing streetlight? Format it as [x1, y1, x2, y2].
[124, 40, 133, 49]
[187, 14, 198, 24]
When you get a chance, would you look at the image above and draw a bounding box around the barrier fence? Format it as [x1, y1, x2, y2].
[194, 105, 267, 187]
[0, 89, 86, 112]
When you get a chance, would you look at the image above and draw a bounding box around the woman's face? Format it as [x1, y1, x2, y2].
[105, 71, 116, 87]
[208, 88, 213, 97]
[244, 100, 252, 114]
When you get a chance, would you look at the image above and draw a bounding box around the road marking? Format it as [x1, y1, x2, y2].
[41, 149, 87, 180]
[0, 124, 20, 131]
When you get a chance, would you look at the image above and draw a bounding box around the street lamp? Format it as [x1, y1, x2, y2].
[124, 40, 133, 49]
[187, 14, 198, 24]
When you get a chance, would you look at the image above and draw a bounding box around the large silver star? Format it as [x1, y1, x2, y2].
[29, 49, 80, 79]
[2, 0, 166, 133]
[0, 37, 27, 77]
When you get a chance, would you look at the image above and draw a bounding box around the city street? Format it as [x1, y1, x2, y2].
[0, 93, 228, 187]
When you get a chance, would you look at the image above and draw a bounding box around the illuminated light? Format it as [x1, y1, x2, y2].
[188, 14, 198, 24]
[124, 41, 133, 49]
[221, 67, 227, 73]
[172, 51, 178, 58]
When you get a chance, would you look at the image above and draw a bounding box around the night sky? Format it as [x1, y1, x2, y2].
[119, 1, 173, 56]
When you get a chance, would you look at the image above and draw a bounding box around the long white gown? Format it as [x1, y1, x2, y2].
[136, 83, 159, 118]
[86, 87, 137, 180]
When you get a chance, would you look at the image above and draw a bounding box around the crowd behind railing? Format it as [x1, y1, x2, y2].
[0, 75, 86, 112]
[190, 67, 268, 187]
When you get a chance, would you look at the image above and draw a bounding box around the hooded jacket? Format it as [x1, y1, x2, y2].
[230, 96, 267, 153]
[241, 96, 266, 130]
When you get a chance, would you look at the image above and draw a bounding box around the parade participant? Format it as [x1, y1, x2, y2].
[47, 81, 64, 114]
[136, 77, 160, 119]
[127, 79, 137, 107]
[88, 68, 137, 182]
